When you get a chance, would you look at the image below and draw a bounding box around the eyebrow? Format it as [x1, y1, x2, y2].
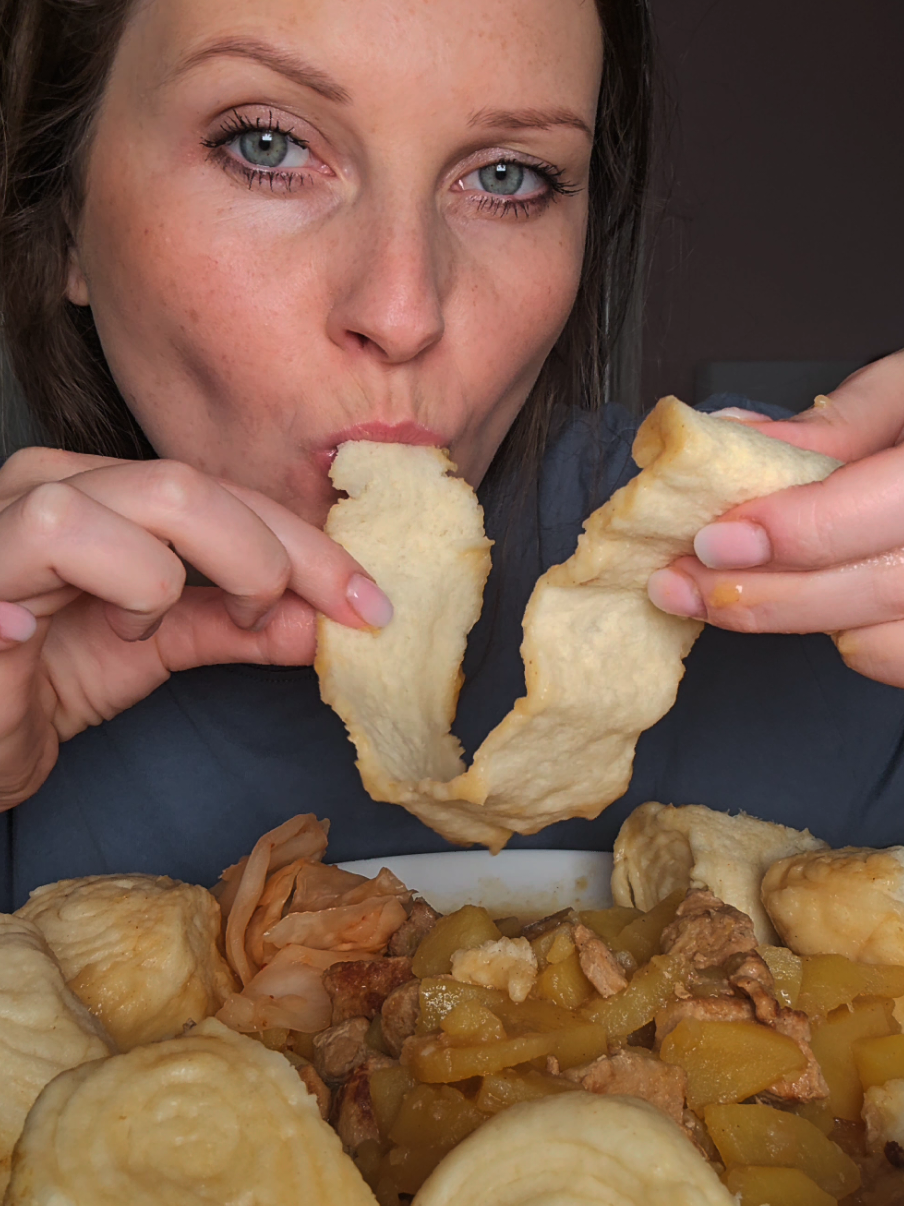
[167, 37, 352, 104]
[468, 106, 594, 139]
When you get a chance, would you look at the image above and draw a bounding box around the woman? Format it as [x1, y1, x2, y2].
[1, 0, 903, 910]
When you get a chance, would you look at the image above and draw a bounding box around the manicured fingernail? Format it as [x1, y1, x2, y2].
[694, 522, 772, 569]
[347, 574, 394, 628]
[708, 407, 772, 422]
[647, 569, 705, 619]
[0, 602, 37, 644]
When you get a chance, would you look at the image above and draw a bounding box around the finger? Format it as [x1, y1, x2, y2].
[0, 621, 58, 811]
[0, 446, 130, 503]
[710, 349, 904, 465]
[0, 482, 187, 640]
[42, 589, 318, 745]
[212, 477, 393, 628]
[66, 462, 391, 631]
[648, 551, 904, 636]
[0, 602, 38, 653]
[153, 587, 319, 670]
[833, 621, 904, 689]
[62, 460, 292, 630]
[694, 442, 904, 572]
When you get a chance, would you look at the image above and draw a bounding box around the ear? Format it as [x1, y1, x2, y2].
[65, 245, 90, 306]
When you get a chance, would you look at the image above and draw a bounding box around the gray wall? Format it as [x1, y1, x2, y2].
[642, 0, 904, 407]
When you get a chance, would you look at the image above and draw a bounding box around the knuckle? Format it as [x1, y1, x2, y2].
[257, 549, 292, 599]
[142, 459, 209, 516]
[19, 480, 80, 538]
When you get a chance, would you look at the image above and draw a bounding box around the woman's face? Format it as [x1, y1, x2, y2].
[69, 0, 602, 524]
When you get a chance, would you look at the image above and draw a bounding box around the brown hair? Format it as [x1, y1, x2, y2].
[0, 0, 653, 467]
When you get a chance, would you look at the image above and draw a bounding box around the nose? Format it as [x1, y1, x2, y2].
[326, 203, 447, 365]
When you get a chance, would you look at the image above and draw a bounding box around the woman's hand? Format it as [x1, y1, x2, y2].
[647, 349, 904, 687]
[0, 453, 392, 809]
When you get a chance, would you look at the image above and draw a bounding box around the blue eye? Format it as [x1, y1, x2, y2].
[462, 161, 545, 199]
[477, 162, 525, 195]
[232, 129, 310, 170]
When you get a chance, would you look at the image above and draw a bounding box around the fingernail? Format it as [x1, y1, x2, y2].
[250, 605, 278, 634]
[138, 617, 163, 642]
[694, 522, 772, 569]
[708, 407, 772, 422]
[647, 569, 705, 619]
[0, 602, 37, 643]
[347, 574, 394, 628]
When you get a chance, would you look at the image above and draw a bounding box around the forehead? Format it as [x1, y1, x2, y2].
[116, 0, 603, 121]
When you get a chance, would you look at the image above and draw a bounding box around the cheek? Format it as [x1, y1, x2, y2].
[76, 160, 317, 405]
[454, 219, 586, 395]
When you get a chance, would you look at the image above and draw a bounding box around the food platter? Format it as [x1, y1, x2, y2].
[338, 849, 614, 918]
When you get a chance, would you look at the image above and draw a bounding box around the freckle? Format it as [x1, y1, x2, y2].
[709, 581, 743, 609]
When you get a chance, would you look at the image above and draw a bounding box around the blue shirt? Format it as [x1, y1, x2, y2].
[5, 397, 904, 910]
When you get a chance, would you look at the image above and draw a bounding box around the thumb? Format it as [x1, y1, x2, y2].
[154, 587, 318, 672]
[731, 349, 904, 464]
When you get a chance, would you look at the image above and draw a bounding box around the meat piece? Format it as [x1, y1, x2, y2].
[660, 889, 757, 969]
[388, 899, 440, 958]
[381, 978, 421, 1058]
[725, 951, 778, 1023]
[521, 909, 577, 942]
[655, 994, 755, 1048]
[764, 1007, 829, 1102]
[312, 1015, 371, 1086]
[322, 956, 414, 1024]
[572, 924, 628, 998]
[563, 1047, 687, 1126]
[331, 1054, 396, 1153]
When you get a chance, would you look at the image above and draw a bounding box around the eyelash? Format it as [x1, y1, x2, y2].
[470, 160, 579, 219]
[203, 112, 579, 215]
[203, 111, 311, 192]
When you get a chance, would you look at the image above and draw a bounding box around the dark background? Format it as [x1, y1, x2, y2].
[640, 0, 904, 410]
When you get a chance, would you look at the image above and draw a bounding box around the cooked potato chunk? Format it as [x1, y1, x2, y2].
[660, 1018, 807, 1110]
[406, 1033, 553, 1082]
[704, 1103, 860, 1199]
[722, 1165, 837, 1206]
[411, 908, 501, 978]
[808, 996, 899, 1120]
[370, 1064, 417, 1138]
[388, 1084, 483, 1150]
[582, 954, 684, 1038]
[440, 1001, 505, 1045]
[852, 1032, 904, 1090]
[534, 950, 594, 1009]
[796, 954, 904, 1018]
[759, 946, 803, 1009]
[609, 890, 684, 965]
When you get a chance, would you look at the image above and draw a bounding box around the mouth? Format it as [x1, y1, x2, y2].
[313, 421, 448, 473]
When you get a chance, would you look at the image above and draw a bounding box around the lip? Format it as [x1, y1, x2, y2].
[314, 421, 448, 472]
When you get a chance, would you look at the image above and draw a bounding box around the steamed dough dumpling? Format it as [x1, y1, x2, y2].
[4, 1017, 378, 1206]
[412, 1092, 736, 1206]
[762, 846, 904, 962]
[0, 915, 114, 1196]
[612, 802, 827, 944]
[17, 874, 236, 1050]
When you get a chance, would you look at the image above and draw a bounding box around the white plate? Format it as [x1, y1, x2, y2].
[339, 850, 613, 918]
